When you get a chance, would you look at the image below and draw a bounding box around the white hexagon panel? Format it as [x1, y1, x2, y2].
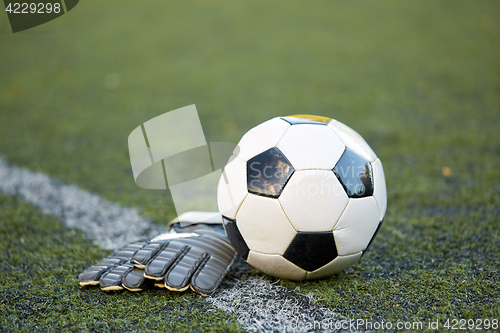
[333, 197, 380, 256]
[328, 119, 377, 163]
[247, 251, 307, 281]
[235, 193, 297, 255]
[279, 170, 349, 232]
[276, 124, 345, 171]
[233, 117, 291, 162]
[217, 155, 248, 220]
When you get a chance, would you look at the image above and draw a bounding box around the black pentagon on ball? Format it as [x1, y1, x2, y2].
[283, 232, 338, 272]
[333, 148, 374, 198]
[222, 216, 250, 260]
[247, 147, 295, 198]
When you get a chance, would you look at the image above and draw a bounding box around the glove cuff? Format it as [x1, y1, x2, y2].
[167, 211, 223, 228]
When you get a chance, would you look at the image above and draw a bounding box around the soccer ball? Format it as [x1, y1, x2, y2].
[217, 115, 387, 280]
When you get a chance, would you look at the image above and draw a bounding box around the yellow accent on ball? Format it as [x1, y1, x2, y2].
[286, 114, 332, 124]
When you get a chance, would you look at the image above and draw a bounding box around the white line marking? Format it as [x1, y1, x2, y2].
[0, 156, 166, 249]
[207, 275, 347, 332]
[0, 156, 345, 332]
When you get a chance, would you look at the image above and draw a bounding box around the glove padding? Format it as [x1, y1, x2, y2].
[79, 222, 237, 296]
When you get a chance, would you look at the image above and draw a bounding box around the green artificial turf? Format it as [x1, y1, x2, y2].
[1, 0, 499, 330]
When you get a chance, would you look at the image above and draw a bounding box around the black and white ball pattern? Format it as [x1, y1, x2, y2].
[218, 115, 387, 280]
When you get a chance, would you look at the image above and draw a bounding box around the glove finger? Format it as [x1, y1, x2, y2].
[122, 267, 153, 291]
[163, 236, 236, 293]
[131, 240, 169, 269]
[165, 235, 234, 293]
[191, 249, 237, 296]
[164, 247, 206, 292]
[143, 241, 189, 280]
[79, 239, 149, 286]
[99, 262, 134, 291]
[79, 258, 128, 286]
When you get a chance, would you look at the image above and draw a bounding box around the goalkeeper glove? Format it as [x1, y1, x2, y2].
[78, 212, 237, 296]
